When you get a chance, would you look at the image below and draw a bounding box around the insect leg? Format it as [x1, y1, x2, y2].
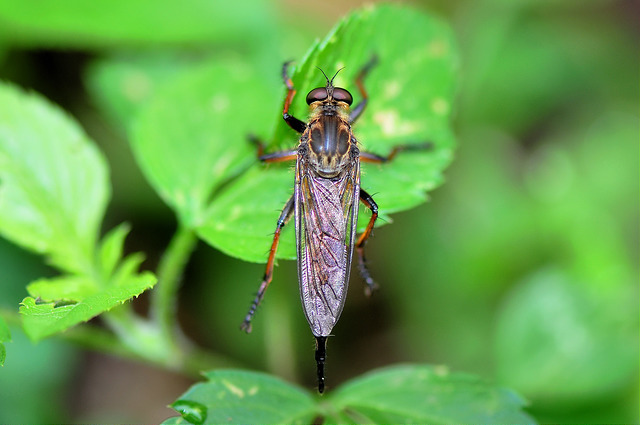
[241, 195, 295, 333]
[281, 61, 307, 133]
[315, 336, 327, 393]
[349, 54, 379, 124]
[247, 134, 298, 162]
[356, 188, 380, 296]
[359, 142, 433, 164]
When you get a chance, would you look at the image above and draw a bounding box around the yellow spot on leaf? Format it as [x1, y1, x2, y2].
[222, 380, 245, 398]
[373, 109, 419, 137]
[210, 94, 229, 112]
[430, 97, 449, 116]
[383, 80, 401, 99]
[123, 71, 151, 102]
[428, 39, 448, 58]
[434, 365, 449, 376]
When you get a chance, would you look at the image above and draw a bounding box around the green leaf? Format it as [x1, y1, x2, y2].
[0, 82, 109, 274]
[14, 211, 158, 342]
[20, 271, 156, 341]
[198, 165, 296, 261]
[0, 316, 10, 366]
[26, 275, 98, 301]
[98, 223, 131, 282]
[495, 268, 638, 402]
[197, 4, 457, 261]
[327, 365, 536, 425]
[0, 0, 275, 48]
[86, 52, 209, 131]
[163, 369, 315, 425]
[164, 366, 535, 424]
[131, 58, 280, 228]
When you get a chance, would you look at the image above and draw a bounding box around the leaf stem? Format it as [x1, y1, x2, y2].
[64, 322, 242, 377]
[151, 224, 198, 355]
[3, 308, 241, 377]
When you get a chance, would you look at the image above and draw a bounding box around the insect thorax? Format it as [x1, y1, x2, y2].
[303, 114, 357, 177]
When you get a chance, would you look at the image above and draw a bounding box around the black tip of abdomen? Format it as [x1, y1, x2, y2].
[315, 336, 328, 393]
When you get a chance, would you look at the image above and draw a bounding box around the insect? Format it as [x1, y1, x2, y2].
[241, 56, 429, 393]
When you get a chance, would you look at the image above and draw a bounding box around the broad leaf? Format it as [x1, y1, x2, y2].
[0, 82, 109, 274]
[163, 365, 535, 424]
[130, 59, 280, 228]
[0, 0, 274, 48]
[86, 52, 214, 131]
[199, 165, 295, 260]
[326, 365, 536, 424]
[197, 4, 457, 262]
[163, 369, 315, 425]
[495, 268, 638, 401]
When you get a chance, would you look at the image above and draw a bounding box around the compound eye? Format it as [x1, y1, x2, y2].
[332, 88, 353, 105]
[306, 88, 328, 105]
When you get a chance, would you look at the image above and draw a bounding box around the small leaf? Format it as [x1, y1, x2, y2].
[26, 275, 98, 301]
[131, 59, 279, 228]
[20, 272, 156, 341]
[0, 316, 10, 366]
[163, 369, 315, 425]
[327, 365, 536, 425]
[171, 400, 207, 425]
[0, 82, 110, 274]
[98, 223, 131, 281]
[111, 253, 147, 287]
[197, 4, 458, 261]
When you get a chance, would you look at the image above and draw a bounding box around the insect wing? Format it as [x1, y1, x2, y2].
[295, 158, 360, 337]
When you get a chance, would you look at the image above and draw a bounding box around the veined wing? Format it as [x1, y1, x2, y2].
[295, 159, 360, 337]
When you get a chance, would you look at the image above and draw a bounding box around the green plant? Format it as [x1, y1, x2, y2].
[2, 0, 637, 423]
[0, 4, 536, 423]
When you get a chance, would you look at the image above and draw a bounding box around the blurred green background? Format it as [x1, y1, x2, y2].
[0, 0, 637, 423]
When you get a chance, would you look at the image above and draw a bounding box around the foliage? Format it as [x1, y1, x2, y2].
[0, 0, 636, 423]
[133, 5, 457, 261]
[163, 366, 535, 425]
[0, 84, 156, 344]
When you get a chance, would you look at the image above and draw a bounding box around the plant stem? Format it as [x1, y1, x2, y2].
[64, 322, 242, 378]
[63, 321, 144, 360]
[2, 308, 241, 378]
[151, 224, 198, 355]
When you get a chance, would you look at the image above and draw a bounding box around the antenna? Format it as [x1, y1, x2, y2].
[316, 66, 345, 88]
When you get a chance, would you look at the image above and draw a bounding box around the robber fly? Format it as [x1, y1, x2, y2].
[241, 56, 429, 393]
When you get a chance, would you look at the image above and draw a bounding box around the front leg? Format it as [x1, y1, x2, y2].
[349, 54, 379, 124]
[281, 61, 307, 133]
[248, 134, 298, 163]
